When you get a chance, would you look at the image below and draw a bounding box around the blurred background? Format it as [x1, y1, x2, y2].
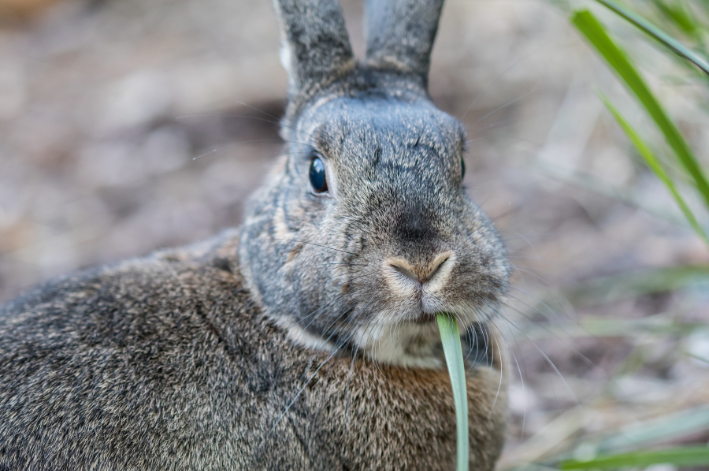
[1, 0, 708, 468]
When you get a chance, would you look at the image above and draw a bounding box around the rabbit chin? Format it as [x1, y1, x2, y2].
[351, 319, 446, 369]
[277, 311, 487, 370]
[281, 318, 447, 370]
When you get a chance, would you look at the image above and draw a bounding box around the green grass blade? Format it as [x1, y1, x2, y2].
[544, 406, 709, 464]
[589, 406, 709, 456]
[596, 0, 709, 76]
[599, 93, 709, 246]
[572, 9, 709, 211]
[436, 314, 468, 471]
[651, 0, 700, 37]
[561, 446, 709, 469]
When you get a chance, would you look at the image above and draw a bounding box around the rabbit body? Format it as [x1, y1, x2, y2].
[0, 232, 506, 470]
[0, 0, 511, 469]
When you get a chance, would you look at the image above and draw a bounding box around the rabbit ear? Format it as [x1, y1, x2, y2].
[364, 0, 445, 85]
[273, 0, 355, 96]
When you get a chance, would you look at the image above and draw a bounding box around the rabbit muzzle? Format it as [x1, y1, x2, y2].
[383, 251, 455, 320]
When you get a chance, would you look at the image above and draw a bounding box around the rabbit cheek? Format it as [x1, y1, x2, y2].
[272, 206, 292, 242]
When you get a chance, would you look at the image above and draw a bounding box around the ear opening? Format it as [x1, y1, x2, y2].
[364, 0, 445, 85]
[273, 0, 355, 98]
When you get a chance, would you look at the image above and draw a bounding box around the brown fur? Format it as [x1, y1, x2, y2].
[0, 232, 506, 469]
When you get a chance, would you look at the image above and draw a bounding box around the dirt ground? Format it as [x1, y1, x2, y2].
[1, 0, 708, 467]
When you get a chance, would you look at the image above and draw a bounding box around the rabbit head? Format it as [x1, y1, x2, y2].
[240, 0, 510, 368]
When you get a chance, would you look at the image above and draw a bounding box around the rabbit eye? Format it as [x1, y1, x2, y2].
[461, 157, 466, 179]
[309, 157, 328, 193]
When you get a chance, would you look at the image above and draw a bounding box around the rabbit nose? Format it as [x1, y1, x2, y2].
[388, 252, 451, 285]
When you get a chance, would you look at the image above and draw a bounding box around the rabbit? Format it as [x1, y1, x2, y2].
[0, 0, 512, 469]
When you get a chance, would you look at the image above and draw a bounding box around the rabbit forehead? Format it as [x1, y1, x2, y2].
[301, 97, 466, 156]
[301, 99, 466, 198]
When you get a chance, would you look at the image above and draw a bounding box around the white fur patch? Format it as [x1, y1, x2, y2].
[352, 320, 444, 369]
[272, 316, 337, 353]
[272, 312, 445, 369]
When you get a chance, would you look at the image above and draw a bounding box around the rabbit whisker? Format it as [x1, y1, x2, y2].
[268, 314, 362, 444]
[468, 108, 559, 139]
[251, 298, 343, 364]
[266, 344, 343, 441]
[192, 138, 288, 160]
[469, 87, 537, 127]
[502, 295, 597, 374]
[325, 262, 368, 268]
[494, 316, 529, 437]
[486, 318, 506, 419]
[293, 239, 358, 256]
[233, 100, 282, 121]
[492, 307, 579, 406]
[461, 41, 551, 120]
[283, 299, 346, 355]
[504, 290, 573, 333]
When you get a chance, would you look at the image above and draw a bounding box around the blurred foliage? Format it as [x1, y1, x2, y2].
[573, 2, 709, 246]
[511, 0, 709, 469]
[562, 446, 709, 469]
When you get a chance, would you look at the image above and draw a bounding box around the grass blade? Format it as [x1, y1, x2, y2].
[599, 92, 709, 246]
[437, 313, 469, 471]
[572, 9, 709, 211]
[545, 406, 709, 464]
[595, 0, 709, 76]
[651, 0, 701, 37]
[583, 406, 709, 456]
[561, 446, 709, 469]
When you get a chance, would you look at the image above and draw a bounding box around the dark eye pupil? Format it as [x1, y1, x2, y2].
[309, 157, 328, 193]
[461, 157, 466, 179]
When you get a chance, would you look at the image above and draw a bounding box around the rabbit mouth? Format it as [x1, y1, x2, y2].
[412, 313, 437, 325]
[344, 317, 494, 369]
[274, 302, 495, 369]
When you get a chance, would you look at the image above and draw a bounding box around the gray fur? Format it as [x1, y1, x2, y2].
[273, 0, 355, 107]
[365, 0, 445, 84]
[0, 1, 511, 469]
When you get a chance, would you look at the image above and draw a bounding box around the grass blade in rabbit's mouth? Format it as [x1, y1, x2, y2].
[437, 313, 469, 471]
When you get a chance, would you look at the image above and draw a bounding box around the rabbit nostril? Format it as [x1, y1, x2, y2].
[388, 253, 451, 285]
[391, 263, 420, 283]
[427, 255, 449, 281]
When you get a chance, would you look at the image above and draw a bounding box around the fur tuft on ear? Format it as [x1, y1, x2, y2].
[273, 0, 355, 98]
[364, 0, 445, 86]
